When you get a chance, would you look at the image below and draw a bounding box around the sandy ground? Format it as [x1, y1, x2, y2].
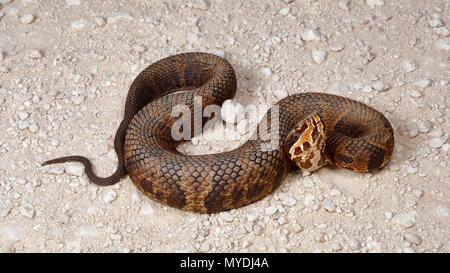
[0, 0, 449, 253]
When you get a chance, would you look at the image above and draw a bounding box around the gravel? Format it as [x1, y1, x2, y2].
[0, 0, 448, 254]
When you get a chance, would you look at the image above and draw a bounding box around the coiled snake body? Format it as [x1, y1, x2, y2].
[43, 53, 394, 213]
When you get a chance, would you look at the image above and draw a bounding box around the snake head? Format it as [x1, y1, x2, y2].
[284, 113, 327, 172]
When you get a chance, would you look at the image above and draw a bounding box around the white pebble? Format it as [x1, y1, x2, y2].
[362, 86, 374, 93]
[338, 0, 350, 11]
[199, 242, 210, 252]
[219, 211, 233, 222]
[372, 80, 391, 92]
[436, 38, 450, 50]
[279, 7, 290, 16]
[139, 204, 154, 215]
[408, 128, 418, 138]
[71, 18, 89, 30]
[435, 27, 449, 37]
[105, 12, 133, 24]
[428, 16, 443, 28]
[18, 206, 35, 218]
[401, 60, 417, 73]
[206, 49, 226, 58]
[94, 16, 106, 27]
[281, 194, 297, 207]
[65, 163, 85, 176]
[323, 200, 336, 212]
[278, 216, 288, 225]
[28, 49, 42, 59]
[403, 233, 422, 245]
[312, 50, 327, 64]
[366, 0, 384, 8]
[253, 224, 264, 235]
[192, 0, 210, 10]
[103, 190, 117, 203]
[265, 206, 278, 215]
[72, 95, 85, 105]
[17, 111, 29, 120]
[29, 123, 39, 133]
[408, 90, 422, 98]
[66, 0, 81, 5]
[18, 121, 29, 129]
[414, 78, 431, 88]
[48, 138, 59, 147]
[429, 137, 447, 148]
[261, 66, 272, 76]
[302, 28, 322, 41]
[20, 14, 35, 24]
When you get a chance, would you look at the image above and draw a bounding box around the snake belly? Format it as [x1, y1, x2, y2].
[43, 52, 394, 214]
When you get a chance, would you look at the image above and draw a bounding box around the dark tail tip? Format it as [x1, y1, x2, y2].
[41, 155, 124, 186]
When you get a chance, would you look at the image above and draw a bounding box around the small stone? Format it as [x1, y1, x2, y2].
[366, 0, 384, 8]
[312, 50, 327, 64]
[362, 86, 374, 93]
[140, 204, 154, 215]
[348, 238, 361, 250]
[428, 16, 443, 28]
[17, 111, 29, 120]
[261, 66, 272, 76]
[302, 28, 322, 41]
[20, 14, 35, 24]
[384, 211, 393, 220]
[408, 127, 418, 138]
[403, 233, 422, 245]
[265, 206, 278, 215]
[435, 27, 449, 37]
[28, 50, 42, 59]
[0, 50, 4, 61]
[323, 200, 336, 212]
[330, 44, 345, 52]
[219, 211, 233, 222]
[429, 137, 447, 148]
[401, 60, 417, 72]
[408, 90, 422, 98]
[18, 206, 35, 218]
[414, 78, 432, 88]
[338, 0, 350, 11]
[417, 121, 432, 133]
[71, 94, 85, 105]
[206, 49, 226, 58]
[372, 80, 391, 92]
[436, 38, 450, 50]
[105, 12, 133, 24]
[277, 216, 288, 225]
[65, 163, 85, 176]
[280, 194, 297, 207]
[66, 0, 81, 5]
[199, 242, 210, 252]
[253, 223, 264, 235]
[94, 16, 106, 27]
[389, 163, 400, 171]
[329, 189, 342, 197]
[192, 0, 210, 10]
[29, 123, 39, 133]
[17, 121, 29, 129]
[71, 18, 89, 30]
[103, 190, 117, 204]
[0, 66, 9, 73]
[413, 189, 423, 198]
[279, 7, 291, 16]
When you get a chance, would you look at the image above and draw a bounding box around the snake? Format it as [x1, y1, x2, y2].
[42, 52, 394, 213]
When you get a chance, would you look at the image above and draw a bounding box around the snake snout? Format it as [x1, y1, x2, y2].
[284, 113, 327, 172]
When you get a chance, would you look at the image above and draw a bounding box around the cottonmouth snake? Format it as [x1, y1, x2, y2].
[43, 52, 394, 213]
